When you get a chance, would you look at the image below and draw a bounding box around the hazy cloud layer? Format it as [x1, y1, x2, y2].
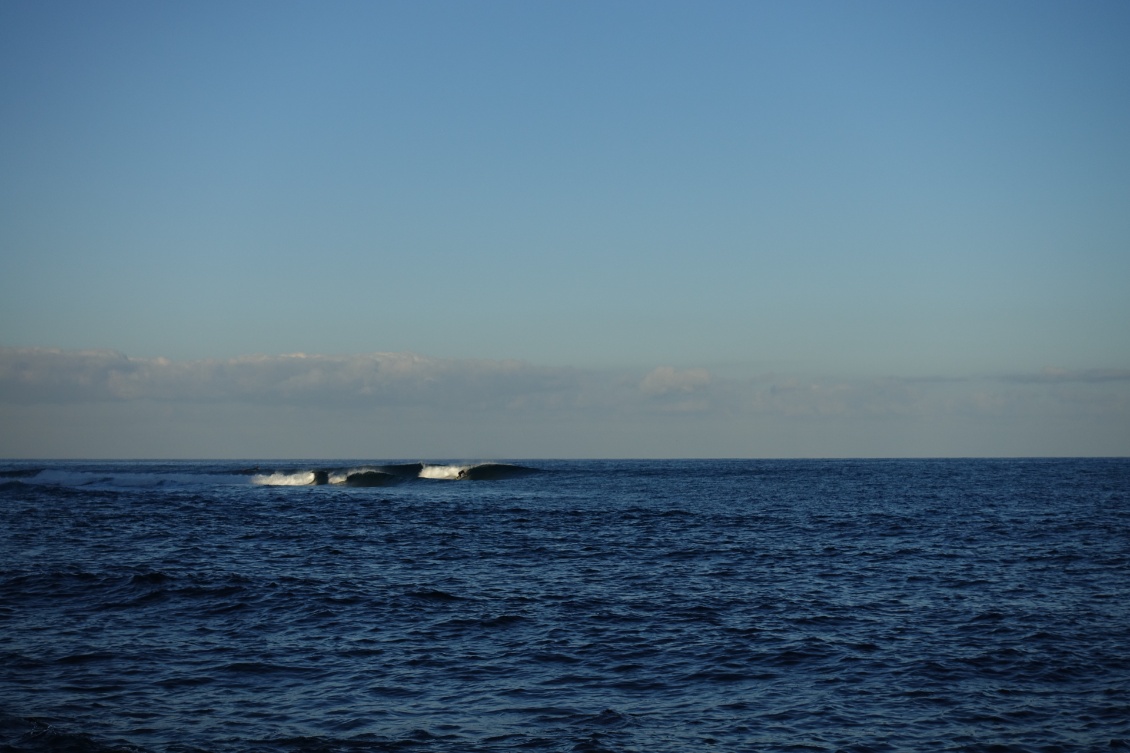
[1002, 368, 1130, 384]
[0, 348, 580, 410]
[3, 348, 1128, 425]
[641, 366, 711, 394]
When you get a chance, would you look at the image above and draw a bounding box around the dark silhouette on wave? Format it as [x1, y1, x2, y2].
[372, 463, 426, 477]
[0, 468, 43, 478]
[456, 463, 540, 481]
[343, 471, 399, 487]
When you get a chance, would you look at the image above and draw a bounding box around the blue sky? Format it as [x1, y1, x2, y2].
[1, 1, 1128, 457]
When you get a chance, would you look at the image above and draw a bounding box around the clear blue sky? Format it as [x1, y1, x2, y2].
[1, 1, 1128, 457]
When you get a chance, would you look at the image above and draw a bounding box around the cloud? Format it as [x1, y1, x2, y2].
[2, 348, 1128, 457]
[0, 348, 580, 410]
[742, 369, 1130, 422]
[3, 348, 1128, 424]
[640, 366, 712, 396]
[0, 349, 140, 402]
[754, 377, 919, 417]
[1001, 368, 1130, 384]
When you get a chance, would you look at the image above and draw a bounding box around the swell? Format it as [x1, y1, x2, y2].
[251, 462, 540, 486]
[0, 462, 541, 491]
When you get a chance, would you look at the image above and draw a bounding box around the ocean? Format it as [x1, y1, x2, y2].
[1, 458, 1127, 752]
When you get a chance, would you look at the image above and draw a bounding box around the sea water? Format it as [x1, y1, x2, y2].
[1, 458, 1127, 752]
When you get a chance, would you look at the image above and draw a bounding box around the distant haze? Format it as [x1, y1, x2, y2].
[1, 348, 1126, 458]
[1, 1, 1127, 457]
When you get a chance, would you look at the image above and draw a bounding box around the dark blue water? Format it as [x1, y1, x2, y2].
[1, 459, 1128, 752]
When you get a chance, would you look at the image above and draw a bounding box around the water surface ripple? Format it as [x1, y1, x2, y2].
[1, 459, 1128, 752]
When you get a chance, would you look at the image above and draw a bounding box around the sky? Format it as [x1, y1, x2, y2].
[1, 0, 1128, 458]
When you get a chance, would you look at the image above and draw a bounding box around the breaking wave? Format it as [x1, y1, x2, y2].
[1, 462, 541, 491]
[253, 462, 538, 486]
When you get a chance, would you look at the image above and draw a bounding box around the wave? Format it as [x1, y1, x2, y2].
[253, 462, 539, 486]
[1, 462, 540, 491]
[250, 467, 409, 487]
[16, 468, 251, 490]
[453, 463, 541, 480]
[0, 468, 44, 478]
[341, 470, 399, 487]
[249, 470, 320, 486]
[419, 463, 540, 481]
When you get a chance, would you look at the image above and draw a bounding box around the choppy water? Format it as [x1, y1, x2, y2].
[1, 458, 1128, 752]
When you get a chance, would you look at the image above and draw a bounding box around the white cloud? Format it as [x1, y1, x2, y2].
[640, 366, 712, 396]
[2, 348, 1128, 457]
[0, 348, 581, 410]
[754, 377, 917, 417]
[1002, 368, 1130, 384]
[4, 348, 1128, 422]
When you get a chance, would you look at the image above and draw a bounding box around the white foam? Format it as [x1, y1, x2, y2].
[419, 464, 470, 480]
[330, 467, 381, 484]
[251, 471, 317, 486]
[251, 467, 392, 486]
